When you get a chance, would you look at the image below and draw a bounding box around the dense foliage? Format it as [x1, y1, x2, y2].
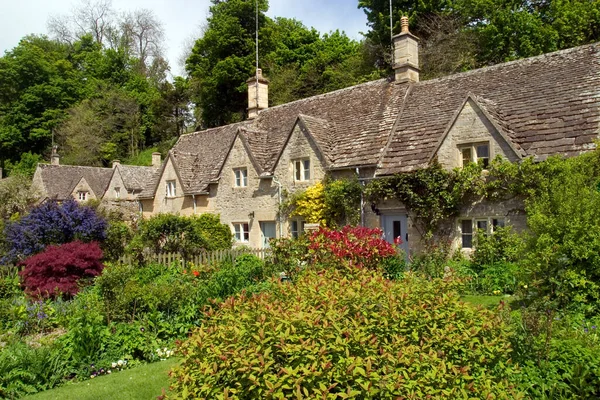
[2, 199, 107, 264]
[169, 268, 521, 399]
[186, 0, 379, 127]
[130, 214, 232, 260]
[358, 0, 600, 78]
[0, 254, 274, 399]
[19, 241, 104, 299]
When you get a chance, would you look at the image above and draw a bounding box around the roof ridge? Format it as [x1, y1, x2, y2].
[179, 120, 251, 139]
[39, 163, 113, 171]
[418, 42, 599, 86]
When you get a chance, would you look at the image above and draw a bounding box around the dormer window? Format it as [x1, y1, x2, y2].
[234, 168, 248, 187]
[166, 180, 176, 198]
[77, 191, 88, 201]
[459, 143, 490, 169]
[293, 159, 310, 181]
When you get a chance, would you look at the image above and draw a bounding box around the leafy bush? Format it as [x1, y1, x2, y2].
[410, 240, 452, 278]
[169, 269, 521, 399]
[102, 220, 133, 262]
[472, 226, 524, 268]
[0, 341, 71, 399]
[307, 226, 398, 271]
[511, 311, 600, 398]
[132, 213, 232, 259]
[19, 241, 105, 299]
[524, 150, 600, 314]
[323, 177, 362, 227]
[2, 199, 107, 264]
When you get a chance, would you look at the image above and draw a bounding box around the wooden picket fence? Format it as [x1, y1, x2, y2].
[118, 247, 271, 267]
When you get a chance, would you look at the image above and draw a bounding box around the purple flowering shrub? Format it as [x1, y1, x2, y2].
[19, 241, 104, 299]
[2, 199, 107, 264]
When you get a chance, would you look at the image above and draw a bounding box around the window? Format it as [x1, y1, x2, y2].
[460, 217, 506, 248]
[166, 180, 176, 198]
[459, 143, 490, 169]
[293, 159, 310, 181]
[291, 220, 305, 238]
[234, 168, 248, 187]
[114, 187, 121, 199]
[234, 223, 250, 242]
[77, 191, 88, 201]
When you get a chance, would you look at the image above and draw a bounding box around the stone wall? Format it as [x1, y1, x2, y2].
[437, 99, 520, 169]
[141, 157, 196, 218]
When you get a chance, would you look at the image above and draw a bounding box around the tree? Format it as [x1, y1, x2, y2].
[120, 9, 165, 71]
[0, 174, 39, 220]
[48, 0, 116, 46]
[186, 0, 270, 127]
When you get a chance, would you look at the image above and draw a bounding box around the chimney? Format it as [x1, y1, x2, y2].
[0, 168, 3, 179]
[112, 160, 121, 168]
[247, 68, 269, 119]
[51, 145, 60, 165]
[392, 16, 420, 83]
[152, 152, 162, 168]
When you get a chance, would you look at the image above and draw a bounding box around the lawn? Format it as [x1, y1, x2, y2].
[24, 358, 179, 400]
[461, 295, 506, 309]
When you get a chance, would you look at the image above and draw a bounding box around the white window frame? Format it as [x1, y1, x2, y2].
[166, 180, 177, 198]
[458, 142, 490, 169]
[234, 168, 248, 187]
[460, 217, 506, 249]
[77, 191, 88, 201]
[233, 222, 250, 242]
[290, 220, 305, 239]
[293, 159, 311, 182]
[114, 187, 121, 199]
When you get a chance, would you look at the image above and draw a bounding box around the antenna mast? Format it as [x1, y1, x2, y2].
[255, 0, 259, 106]
[390, 0, 394, 65]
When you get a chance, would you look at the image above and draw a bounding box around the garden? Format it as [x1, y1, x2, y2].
[1, 148, 600, 399]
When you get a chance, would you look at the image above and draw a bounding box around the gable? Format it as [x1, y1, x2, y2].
[434, 98, 522, 169]
[220, 135, 261, 178]
[71, 177, 96, 199]
[155, 156, 183, 198]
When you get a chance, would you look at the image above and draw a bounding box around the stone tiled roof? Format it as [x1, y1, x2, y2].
[36, 164, 113, 200]
[116, 165, 157, 191]
[379, 43, 600, 174]
[139, 42, 600, 199]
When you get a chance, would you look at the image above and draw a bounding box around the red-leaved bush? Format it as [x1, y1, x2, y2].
[307, 226, 397, 270]
[19, 241, 105, 299]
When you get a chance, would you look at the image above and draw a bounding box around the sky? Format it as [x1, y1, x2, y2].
[0, 0, 369, 76]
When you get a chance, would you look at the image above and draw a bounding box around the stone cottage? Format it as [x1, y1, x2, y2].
[138, 20, 599, 254]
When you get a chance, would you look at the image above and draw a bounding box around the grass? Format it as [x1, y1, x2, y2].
[462, 295, 506, 309]
[24, 358, 179, 400]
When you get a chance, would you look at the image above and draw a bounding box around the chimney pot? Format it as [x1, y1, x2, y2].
[401, 16, 409, 33]
[51, 145, 60, 165]
[152, 152, 162, 168]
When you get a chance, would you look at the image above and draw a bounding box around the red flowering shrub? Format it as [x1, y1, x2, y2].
[19, 241, 105, 299]
[307, 226, 397, 270]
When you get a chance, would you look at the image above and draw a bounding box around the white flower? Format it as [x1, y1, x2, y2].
[112, 362, 117, 368]
[107, 370, 112, 374]
[117, 360, 124, 366]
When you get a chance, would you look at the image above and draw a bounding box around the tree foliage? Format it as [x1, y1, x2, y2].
[358, 0, 600, 77]
[186, 0, 379, 127]
[2, 199, 107, 264]
[19, 241, 104, 299]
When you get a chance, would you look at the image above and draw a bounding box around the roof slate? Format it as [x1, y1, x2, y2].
[380, 43, 600, 174]
[139, 42, 600, 199]
[116, 165, 157, 191]
[37, 164, 113, 200]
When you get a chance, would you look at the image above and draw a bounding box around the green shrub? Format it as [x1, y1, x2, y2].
[410, 241, 452, 278]
[0, 341, 71, 399]
[169, 269, 522, 399]
[511, 311, 600, 398]
[102, 221, 133, 262]
[131, 214, 232, 260]
[472, 226, 524, 268]
[476, 262, 520, 295]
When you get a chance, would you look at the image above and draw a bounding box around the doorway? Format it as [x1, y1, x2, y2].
[260, 221, 277, 248]
[381, 214, 409, 257]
